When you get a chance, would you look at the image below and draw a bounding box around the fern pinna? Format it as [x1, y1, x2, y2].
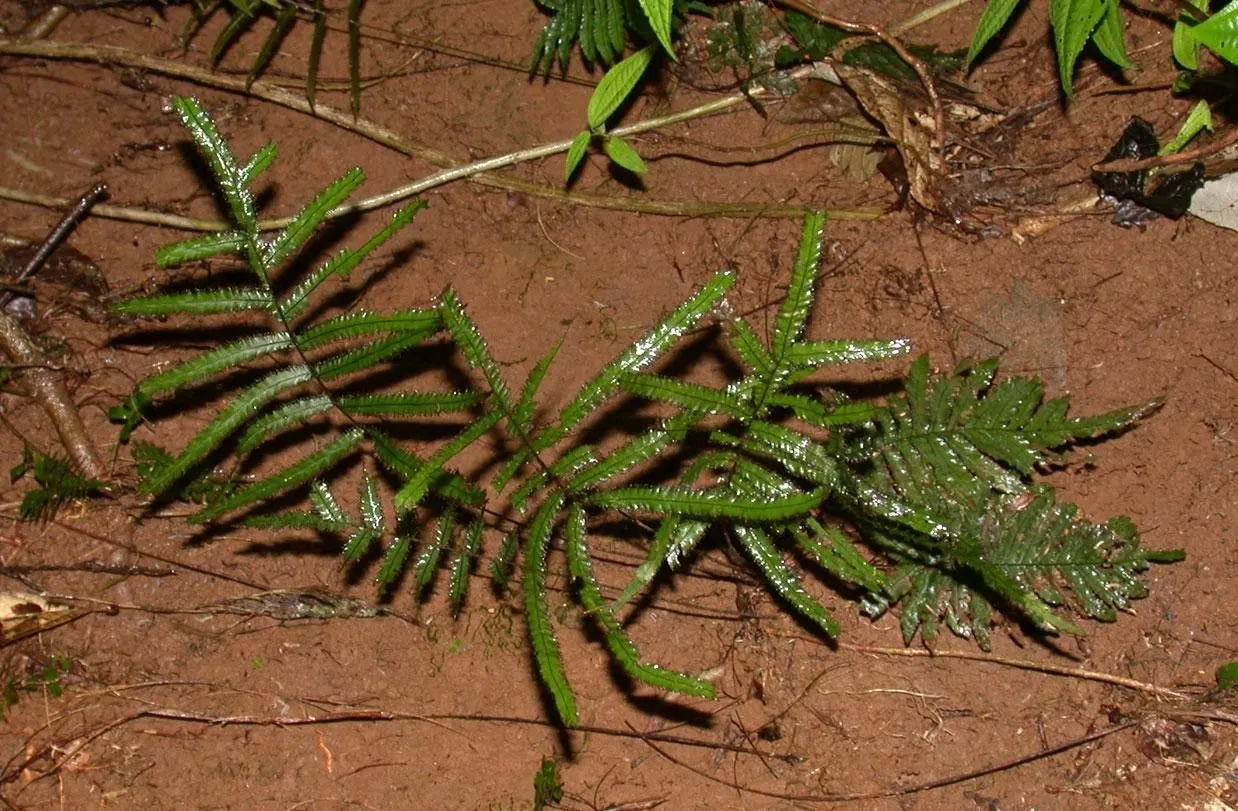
[113, 98, 1180, 727]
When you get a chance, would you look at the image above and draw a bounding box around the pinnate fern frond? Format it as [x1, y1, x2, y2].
[119, 101, 1182, 730]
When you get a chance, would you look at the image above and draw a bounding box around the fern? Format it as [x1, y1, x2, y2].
[187, 0, 365, 114]
[114, 99, 1182, 728]
[10, 446, 108, 520]
[532, 0, 702, 72]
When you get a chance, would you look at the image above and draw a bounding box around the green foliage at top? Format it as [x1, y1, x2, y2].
[188, 0, 365, 114]
[531, 0, 695, 73]
[967, 0, 1238, 94]
[114, 99, 1180, 728]
[966, 0, 1129, 94]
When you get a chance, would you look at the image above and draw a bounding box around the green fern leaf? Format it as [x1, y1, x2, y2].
[511, 445, 596, 514]
[135, 332, 293, 400]
[565, 415, 690, 493]
[439, 288, 523, 424]
[313, 333, 433, 381]
[490, 531, 520, 589]
[310, 479, 347, 524]
[620, 373, 752, 418]
[278, 202, 425, 321]
[724, 315, 774, 376]
[413, 508, 455, 595]
[296, 309, 443, 351]
[377, 534, 413, 591]
[154, 232, 247, 266]
[141, 364, 312, 496]
[191, 428, 365, 522]
[565, 505, 714, 698]
[264, 169, 365, 270]
[236, 394, 333, 453]
[493, 341, 564, 491]
[241, 141, 279, 187]
[523, 492, 577, 726]
[112, 287, 273, 317]
[343, 527, 381, 562]
[173, 98, 257, 234]
[368, 429, 485, 508]
[590, 484, 824, 521]
[246, 2, 298, 89]
[393, 409, 503, 513]
[784, 338, 910, 369]
[555, 270, 734, 432]
[306, 0, 328, 108]
[449, 518, 485, 614]
[733, 525, 839, 638]
[353, 471, 381, 531]
[336, 391, 483, 417]
[791, 518, 888, 594]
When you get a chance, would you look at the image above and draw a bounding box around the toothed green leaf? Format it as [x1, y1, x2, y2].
[524, 492, 576, 726]
[112, 287, 273, 316]
[141, 364, 312, 496]
[191, 428, 365, 522]
[236, 394, 333, 453]
[154, 232, 248, 267]
[565, 504, 714, 698]
[135, 332, 293, 400]
[264, 168, 365, 270]
[734, 525, 839, 638]
[966, 0, 1023, 66]
[590, 484, 825, 520]
[587, 45, 656, 130]
[555, 270, 734, 431]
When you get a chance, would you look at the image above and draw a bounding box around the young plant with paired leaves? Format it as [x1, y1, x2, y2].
[112, 98, 1181, 727]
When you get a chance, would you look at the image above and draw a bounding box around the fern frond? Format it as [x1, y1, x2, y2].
[393, 409, 503, 512]
[620, 373, 753, 418]
[11, 447, 107, 521]
[247, 1, 298, 88]
[554, 270, 734, 433]
[111, 287, 274, 317]
[449, 517, 485, 614]
[439, 288, 523, 425]
[873, 486, 1180, 648]
[173, 98, 257, 234]
[733, 524, 840, 638]
[236, 394, 333, 453]
[279, 202, 425, 320]
[136, 332, 293, 400]
[296, 310, 443, 351]
[154, 232, 247, 266]
[311, 478, 347, 524]
[141, 364, 313, 496]
[263, 168, 365, 270]
[191, 428, 365, 522]
[313, 332, 437, 381]
[564, 505, 715, 698]
[413, 507, 455, 596]
[335, 391, 484, 416]
[589, 484, 824, 521]
[523, 492, 577, 726]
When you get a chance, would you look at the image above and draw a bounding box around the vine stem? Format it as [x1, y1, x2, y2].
[838, 643, 1191, 700]
[0, 38, 880, 231]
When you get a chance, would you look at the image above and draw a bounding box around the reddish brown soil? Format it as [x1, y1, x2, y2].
[0, 2, 1235, 809]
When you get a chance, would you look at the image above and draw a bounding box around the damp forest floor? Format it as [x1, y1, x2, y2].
[0, 1, 1236, 809]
